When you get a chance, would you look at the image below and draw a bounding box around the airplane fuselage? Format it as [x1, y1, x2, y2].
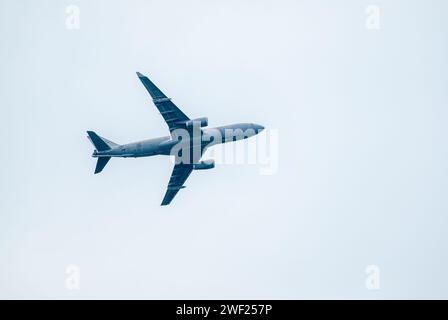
[92, 123, 264, 159]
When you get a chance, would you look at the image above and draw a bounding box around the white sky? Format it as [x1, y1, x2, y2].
[1, 0, 447, 299]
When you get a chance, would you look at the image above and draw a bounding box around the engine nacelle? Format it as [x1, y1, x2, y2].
[193, 159, 215, 170]
[184, 117, 208, 128]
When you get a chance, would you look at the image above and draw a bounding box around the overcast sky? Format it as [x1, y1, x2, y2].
[1, 0, 447, 299]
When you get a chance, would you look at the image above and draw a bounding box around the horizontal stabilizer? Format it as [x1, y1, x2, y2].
[95, 157, 111, 174]
[87, 131, 112, 152]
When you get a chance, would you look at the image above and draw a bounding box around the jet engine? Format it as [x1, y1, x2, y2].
[193, 159, 215, 170]
[184, 117, 208, 128]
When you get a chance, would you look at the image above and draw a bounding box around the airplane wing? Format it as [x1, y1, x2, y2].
[161, 146, 203, 206]
[161, 164, 193, 206]
[136, 72, 190, 133]
[136, 72, 203, 205]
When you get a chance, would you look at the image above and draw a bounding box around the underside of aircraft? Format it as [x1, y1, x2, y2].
[88, 72, 264, 206]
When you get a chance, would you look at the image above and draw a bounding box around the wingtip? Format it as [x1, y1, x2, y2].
[136, 71, 144, 78]
[86, 131, 95, 139]
[160, 198, 171, 206]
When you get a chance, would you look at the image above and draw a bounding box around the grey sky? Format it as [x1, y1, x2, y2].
[1, 0, 447, 299]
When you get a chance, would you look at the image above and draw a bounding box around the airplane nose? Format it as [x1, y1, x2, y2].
[256, 124, 265, 133]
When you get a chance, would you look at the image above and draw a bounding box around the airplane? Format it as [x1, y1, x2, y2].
[87, 72, 264, 206]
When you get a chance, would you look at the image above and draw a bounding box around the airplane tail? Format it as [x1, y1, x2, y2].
[87, 131, 118, 174]
[87, 131, 117, 151]
[94, 157, 111, 174]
